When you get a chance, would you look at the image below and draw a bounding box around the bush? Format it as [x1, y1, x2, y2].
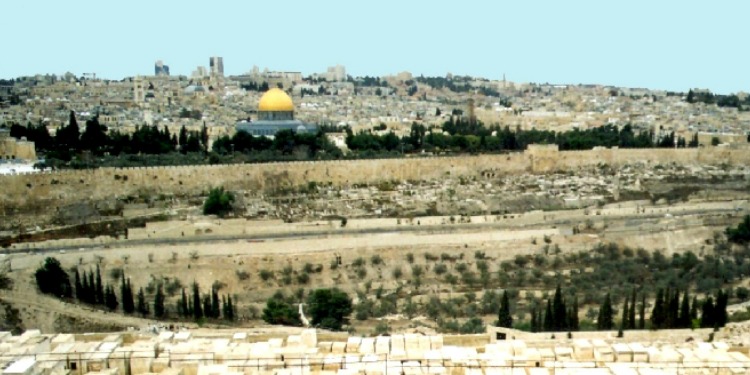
[236, 270, 250, 281]
[434, 263, 448, 275]
[260, 269, 274, 281]
[353, 257, 365, 267]
[726, 216, 750, 244]
[35, 257, 72, 298]
[406, 253, 415, 263]
[371, 255, 383, 266]
[203, 187, 234, 217]
[424, 253, 439, 261]
[411, 265, 423, 278]
[392, 266, 403, 279]
[307, 288, 353, 331]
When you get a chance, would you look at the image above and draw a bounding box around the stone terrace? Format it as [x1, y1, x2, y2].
[1, 329, 749, 375]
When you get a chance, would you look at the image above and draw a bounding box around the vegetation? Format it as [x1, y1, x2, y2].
[34, 257, 72, 298]
[726, 215, 750, 244]
[203, 187, 234, 217]
[306, 288, 353, 331]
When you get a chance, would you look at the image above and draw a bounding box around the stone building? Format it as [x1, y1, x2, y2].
[0, 129, 36, 160]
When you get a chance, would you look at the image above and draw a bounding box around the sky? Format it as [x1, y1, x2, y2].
[2, 0, 747, 94]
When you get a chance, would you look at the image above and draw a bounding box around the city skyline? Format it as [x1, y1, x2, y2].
[2, 0, 748, 94]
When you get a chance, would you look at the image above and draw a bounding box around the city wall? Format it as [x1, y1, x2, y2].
[2, 147, 750, 214]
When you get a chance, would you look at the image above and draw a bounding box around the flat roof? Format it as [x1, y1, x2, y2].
[3, 357, 35, 375]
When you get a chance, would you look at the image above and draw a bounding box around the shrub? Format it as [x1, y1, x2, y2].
[424, 253, 439, 261]
[236, 270, 250, 281]
[203, 187, 234, 217]
[260, 269, 274, 281]
[434, 263, 448, 275]
[371, 255, 383, 266]
[297, 273, 310, 284]
[406, 253, 415, 263]
[392, 266, 403, 279]
[35, 257, 72, 298]
[411, 265, 423, 278]
[353, 257, 365, 267]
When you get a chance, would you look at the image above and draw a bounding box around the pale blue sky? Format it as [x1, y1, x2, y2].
[2, 0, 747, 94]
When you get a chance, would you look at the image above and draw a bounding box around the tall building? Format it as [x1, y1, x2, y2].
[154, 60, 170, 76]
[210, 57, 224, 77]
[326, 65, 346, 81]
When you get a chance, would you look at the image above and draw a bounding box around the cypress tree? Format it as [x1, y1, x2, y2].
[543, 299, 553, 332]
[552, 285, 567, 331]
[136, 287, 148, 317]
[226, 295, 234, 321]
[715, 290, 729, 328]
[597, 293, 614, 330]
[154, 284, 165, 318]
[87, 270, 96, 304]
[620, 298, 629, 332]
[638, 293, 646, 330]
[211, 287, 220, 319]
[105, 285, 118, 311]
[497, 291, 513, 328]
[700, 296, 715, 328]
[192, 282, 203, 319]
[202, 295, 211, 319]
[180, 288, 189, 317]
[569, 296, 580, 331]
[628, 289, 637, 330]
[651, 289, 665, 329]
[121, 275, 135, 314]
[95, 265, 104, 305]
[678, 290, 691, 328]
[667, 289, 679, 329]
[530, 306, 538, 333]
[74, 269, 82, 302]
[690, 296, 699, 321]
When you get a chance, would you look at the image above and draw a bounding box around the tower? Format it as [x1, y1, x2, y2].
[210, 57, 224, 77]
[154, 60, 169, 76]
[133, 76, 145, 105]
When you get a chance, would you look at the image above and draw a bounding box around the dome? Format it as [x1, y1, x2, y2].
[258, 88, 294, 112]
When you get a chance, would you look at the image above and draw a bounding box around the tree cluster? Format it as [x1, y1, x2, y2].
[10, 111, 210, 162]
[212, 129, 342, 159]
[529, 285, 579, 332]
[176, 282, 235, 322]
[263, 288, 352, 331]
[651, 288, 728, 330]
[345, 122, 694, 156]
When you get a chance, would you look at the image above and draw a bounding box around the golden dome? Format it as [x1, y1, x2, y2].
[258, 88, 294, 112]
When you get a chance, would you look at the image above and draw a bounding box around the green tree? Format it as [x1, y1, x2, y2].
[700, 296, 715, 328]
[154, 284, 165, 318]
[34, 257, 73, 298]
[307, 288, 353, 331]
[105, 285, 118, 311]
[203, 187, 234, 217]
[597, 293, 614, 330]
[121, 275, 134, 314]
[262, 297, 301, 326]
[678, 290, 691, 328]
[543, 299, 553, 331]
[638, 293, 646, 329]
[726, 216, 750, 244]
[552, 284, 567, 331]
[136, 287, 149, 317]
[74, 269, 83, 301]
[95, 265, 104, 305]
[179, 288, 190, 317]
[80, 117, 108, 155]
[628, 289, 637, 330]
[192, 282, 203, 320]
[618, 298, 629, 335]
[497, 291, 513, 328]
[651, 289, 665, 329]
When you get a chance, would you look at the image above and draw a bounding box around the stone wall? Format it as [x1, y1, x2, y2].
[1, 147, 749, 215]
[0, 137, 36, 160]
